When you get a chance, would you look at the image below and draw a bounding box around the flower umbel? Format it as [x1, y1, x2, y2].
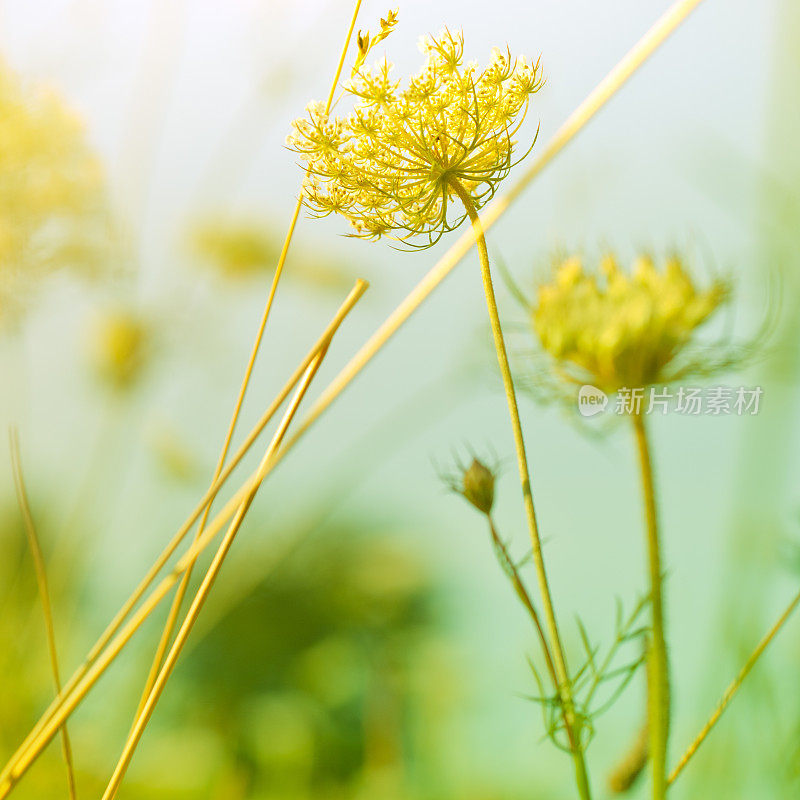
[532, 254, 728, 392]
[287, 26, 543, 248]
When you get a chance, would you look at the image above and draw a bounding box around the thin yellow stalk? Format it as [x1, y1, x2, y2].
[103, 348, 328, 800]
[668, 587, 800, 787]
[632, 414, 669, 800]
[9, 429, 78, 800]
[2, 373, 339, 796]
[0, 282, 367, 796]
[1, 0, 707, 788]
[135, 0, 363, 716]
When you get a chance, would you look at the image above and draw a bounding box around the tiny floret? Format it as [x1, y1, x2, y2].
[287, 23, 543, 248]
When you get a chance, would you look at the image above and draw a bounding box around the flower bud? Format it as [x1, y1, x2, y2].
[462, 458, 495, 515]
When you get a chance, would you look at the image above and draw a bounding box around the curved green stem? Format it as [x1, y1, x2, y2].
[451, 178, 591, 800]
[632, 413, 669, 800]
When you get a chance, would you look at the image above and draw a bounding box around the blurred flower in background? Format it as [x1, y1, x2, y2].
[189, 217, 354, 293]
[87, 307, 151, 391]
[189, 218, 279, 281]
[0, 59, 114, 328]
[146, 422, 202, 486]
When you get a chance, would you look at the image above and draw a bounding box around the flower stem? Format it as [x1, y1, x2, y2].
[631, 412, 669, 800]
[450, 178, 591, 800]
[668, 585, 800, 786]
[488, 513, 596, 776]
[10, 429, 78, 800]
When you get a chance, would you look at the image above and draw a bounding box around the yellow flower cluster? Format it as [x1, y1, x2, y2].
[0, 60, 108, 323]
[533, 254, 727, 391]
[287, 28, 543, 248]
[90, 310, 149, 390]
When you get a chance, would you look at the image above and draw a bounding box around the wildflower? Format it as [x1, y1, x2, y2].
[532, 254, 728, 392]
[89, 309, 149, 390]
[287, 27, 543, 248]
[0, 60, 111, 326]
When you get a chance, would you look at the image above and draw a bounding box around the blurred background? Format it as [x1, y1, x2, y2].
[0, 0, 798, 797]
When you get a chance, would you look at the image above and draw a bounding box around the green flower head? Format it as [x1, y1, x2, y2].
[532, 253, 729, 392]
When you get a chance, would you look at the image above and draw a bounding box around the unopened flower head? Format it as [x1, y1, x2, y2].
[532, 254, 728, 392]
[440, 452, 498, 516]
[461, 458, 495, 515]
[287, 26, 543, 248]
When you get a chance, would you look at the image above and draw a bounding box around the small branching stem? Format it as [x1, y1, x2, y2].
[451, 177, 592, 800]
[631, 413, 669, 800]
[486, 516, 558, 690]
[487, 515, 598, 780]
